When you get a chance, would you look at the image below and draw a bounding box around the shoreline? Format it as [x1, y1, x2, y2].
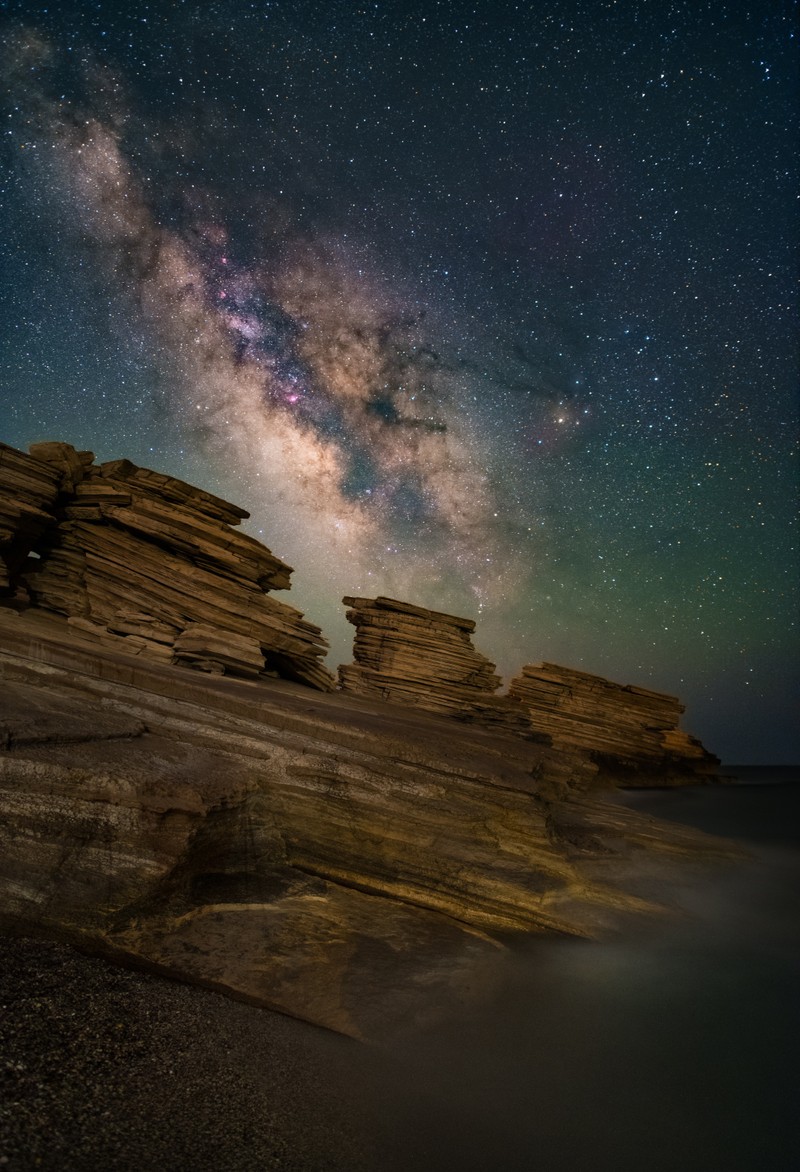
[3, 776, 798, 1171]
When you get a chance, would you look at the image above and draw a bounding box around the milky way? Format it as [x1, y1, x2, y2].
[6, 26, 525, 618]
[1, 2, 797, 760]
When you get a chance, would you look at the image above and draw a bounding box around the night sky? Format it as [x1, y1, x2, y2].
[1, 1, 797, 762]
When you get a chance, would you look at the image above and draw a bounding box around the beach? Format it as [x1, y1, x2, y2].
[3, 773, 799, 1171]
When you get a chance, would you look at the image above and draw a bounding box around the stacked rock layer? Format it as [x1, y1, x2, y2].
[508, 662, 720, 783]
[0, 440, 333, 690]
[1, 620, 737, 1037]
[338, 595, 533, 736]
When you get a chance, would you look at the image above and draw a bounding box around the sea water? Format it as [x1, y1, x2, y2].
[367, 768, 800, 1171]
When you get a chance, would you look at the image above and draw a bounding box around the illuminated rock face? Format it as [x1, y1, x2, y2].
[0, 440, 333, 690]
[336, 597, 718, 785]
[338, 595, 534, 737]
[0, 616, 737, 1039]
[508, 662, 720, 786]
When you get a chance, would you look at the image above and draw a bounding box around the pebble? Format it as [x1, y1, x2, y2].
[0, 935, 376, 1171]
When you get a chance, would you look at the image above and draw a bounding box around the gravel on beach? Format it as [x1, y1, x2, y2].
[0, 935, 377, 1172]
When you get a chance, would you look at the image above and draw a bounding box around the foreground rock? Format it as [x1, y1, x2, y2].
[338, 595, 534, 736]
[509, 662, 720, 785]
[0, 612, 739, 1039]
[0, 440, 333, 689]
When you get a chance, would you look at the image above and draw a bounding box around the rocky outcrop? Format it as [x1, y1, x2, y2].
[338, 595, 533, 736]
[508, 663, 720, 785]
[0, 441, 732, 1038]
[0, 441, 333, 690]
[336, 597, 718, 786]
[0, 612, 738, 1038]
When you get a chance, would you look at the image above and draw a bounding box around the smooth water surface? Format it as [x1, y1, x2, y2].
[364, 770, 800, 1171]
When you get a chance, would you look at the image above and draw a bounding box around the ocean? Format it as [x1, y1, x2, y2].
[364, 768, 800, 1171]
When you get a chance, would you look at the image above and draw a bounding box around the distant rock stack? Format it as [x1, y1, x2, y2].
[338, 595, 533, 736]
[508, 663, 720, 784]
[0, 440, 334, 690]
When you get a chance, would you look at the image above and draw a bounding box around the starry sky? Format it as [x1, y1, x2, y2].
[1, 0, 797, 762]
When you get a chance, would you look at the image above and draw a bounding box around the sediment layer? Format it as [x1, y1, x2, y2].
[338, 595, 533, 735]
[0, 441, 333, 689]
[509, 662, 720, 785]
[0, 612, 737, 1038]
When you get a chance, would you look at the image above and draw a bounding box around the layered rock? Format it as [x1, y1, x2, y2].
[0, 442, 733, 1037]
[0, 613, 738, 1038]
[0, 440, 333, 690]
[338, 595, 533, 736]
[508, 662, 720, 785]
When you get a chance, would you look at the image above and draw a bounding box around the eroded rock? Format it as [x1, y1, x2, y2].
[0, 440, 333, 689]
[0, 442, 62, 594]
[338, 595, 533, 735]
[0, 614, 739, 1038]
[508, 662, 720, 785]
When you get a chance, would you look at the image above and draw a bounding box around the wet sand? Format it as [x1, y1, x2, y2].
[0, 935, 376, 1172]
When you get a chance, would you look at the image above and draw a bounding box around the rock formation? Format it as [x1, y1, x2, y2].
[508, 662, 720, 785]
[0, 611, 738, 1039]
[336, 597, 717, 785]
[338, 595, 533, 735]
[0, 441, 333, 690]
[1, 439, 732, 1039]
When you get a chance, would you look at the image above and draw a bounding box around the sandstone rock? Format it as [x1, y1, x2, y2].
[174, 622, 265, 679]
[0, 615, 739, 1038]
[28, 441, 92, 493]
[338, 595, 533, 735]
[508, 662, 721, 785]
[98, 458, 250, 527]
[0, 441, 732, 1038]
[0, 440, 333, 690]
[106, 612, 180, 644]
